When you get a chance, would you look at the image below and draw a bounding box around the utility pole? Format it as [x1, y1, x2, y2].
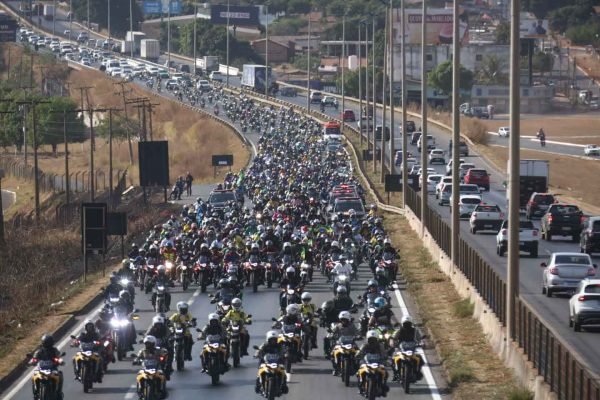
[389, 4, 395, 176]
[358, 21, 363, 146]
[108, 109, 113, 208]
[108, 0, 111, 43]
[451, 0, 461, 270]
[420, 0, 428, 236]
[507, 0, 521, 341]
[401, 0, 408, 206]
[63, 111, 70, 205]
[87, 0, 90, 31]
[371, 18, 376, 173]
[0, 169, 4, 245]
[69, 0, 73, 42]
[193, 3, 198, 77]
[307, 13, 312, 112]
[265, 4, 269, 99]
[89, 106, 95, 201]
[341, 13, 346, 132]
[129, 0, 134, 59]
[380, 10, 388, 183]
[167, 0, 172, 69]
[113, 81, 134, 164]
[226, 0, 230, 88]
[364, 21, 369, 150]
[52, 0, 56, 36]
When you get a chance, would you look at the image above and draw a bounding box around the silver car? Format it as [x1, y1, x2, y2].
[569, 278, 600, 332]
[542, 252, 597, 297]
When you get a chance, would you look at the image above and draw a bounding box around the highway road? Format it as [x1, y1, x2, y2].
[6, 1, 600, 389]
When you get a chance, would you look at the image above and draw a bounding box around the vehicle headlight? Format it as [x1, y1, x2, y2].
[181, 265, 187, 270]
[166, 261, 173, 269]
[286, 333, 294, 338]
[343, 344, 352, 349]
[120, 278, 129, 286]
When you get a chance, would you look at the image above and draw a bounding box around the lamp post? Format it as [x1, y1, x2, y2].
[167, 0, 172, 69]
[307, 13, 312, 112]
[129, 0, 134, 58]
[265, 4, 270, 99]
[401, 0, 408, 206]
[107, 0, 111, 43]
[358, 20, 363, 146]
[341, 13, 346, 132]
[388, 3, 395, 177]
[364, 20, 370, 151]
[193, 3, 198, 76]
[451, 0, 461, 271]
[371, 17, 376, 173]
[420, 0, 428, 236]
[380, 9, 388, 183]
[226, 0, 230, 88]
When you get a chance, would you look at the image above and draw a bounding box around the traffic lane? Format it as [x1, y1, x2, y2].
[487, 134, 586, 158]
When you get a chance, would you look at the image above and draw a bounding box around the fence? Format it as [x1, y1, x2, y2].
[404, 186, 600, 400]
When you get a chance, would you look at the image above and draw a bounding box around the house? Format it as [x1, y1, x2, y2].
[251, 38, 295, 63]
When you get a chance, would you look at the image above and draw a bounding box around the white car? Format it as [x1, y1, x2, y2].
[109, 67, 122, 77]
[428, 149, 446, 164]
[584, 144, 600, 156]
[80, 57, 91, 66]
[455, 195, 482, 219]
[569, 278, 600, 332]
[496, 219, 539, 257]
[542, 252, 597, 297]
[425, 174, 443, 194]
[436, 176, 452, 199]
[401, 157, 417, 174]
[445, 158, 465, 175]
[469, 203, 504, 233]
[498, 127, 510, 137]
[449, 184, 482, 209]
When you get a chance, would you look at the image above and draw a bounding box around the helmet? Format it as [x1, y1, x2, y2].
[375, 266, 386, 276]
[331, 241, 339, 248]
[84, 319, 95, 332]
[367, 279, 377, 288]
[401, 315, 413, 326]
[208, 313, 220, 323]
[301, 292, 312, 302]
[232, 298, 242, 310]
[265, 240, 273, 247]
[143, 335, 157, 345]
[374, 297, 386, 309]
[336, 286, 348, 295]
[122, 258, 130, 267]
[41, 334, 54, 348]
[344, 238, 352, 245]
[338, 311, 351, 321]
[201, 243, 209, 250]
[157, 265, 166, 274]
[119, 290, 130, 301]
[266, 330, 278, 341]
[283, 242, 291, 249]
[99, 307, 112, 321]
[219, 278, 230, 288]
[370, 204, 377, 210]
[366, 330, 379, 341]
[286, 266, 295, 275]
[384, 238, 391, 245]
[109, 275, 118, 284]
[177, 301, 189, 315]
[286, 304, 299, 316]
[152, 315, 165, 326]
[251, 243, 259, 250]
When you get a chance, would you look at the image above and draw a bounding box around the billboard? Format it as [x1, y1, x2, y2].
[210, 5, 259, 26]
[143, 0, 181, 15]
[393, 8, 469, 45]
[520, 12, 548, 39]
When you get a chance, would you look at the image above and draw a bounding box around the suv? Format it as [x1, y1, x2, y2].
[329, 197, 366, 221]
[410, 131, 421, 145]
[580, 216, 600, 255]
[496, 219, 539, 257]
[341, 109, 356, 122]
[463, 168, 490, 191]
[569, 278, 600, 332]
[541, 204, 584, 242]
[448, 139, 469, 157]
[321, 96, 338, 109]
[209, 71, 223, 82]
[309, 91, 322, 104]
[208, 189, 237, 210]
[526, 192, 555, 219]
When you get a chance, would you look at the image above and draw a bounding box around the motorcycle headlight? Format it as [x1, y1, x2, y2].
[120, 278, 129, 286]
[343, 344, 353, 349]
[210, 343, 219, 348]
[83, 351, 92, 356]
[286, 333, 294, 338]
[404, 350, 413, 356]
[166, 261, 173, 269]
[111, 318, 129, 328]
[104, 341, 110, 347]
[368, 363, 380, 369]
[181, 265, 187, 270]
[287, 289, 294, 295]
[268, 363, 278, 368]
[157, 285, 165, 291]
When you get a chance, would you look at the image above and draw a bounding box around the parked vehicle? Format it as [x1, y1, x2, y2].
[496, 219, 539, 257]
[540, 204, 584, 242]
[584, 144, 600, 156]
[569, 278, 600, 332]
[541, 253, 597, 297]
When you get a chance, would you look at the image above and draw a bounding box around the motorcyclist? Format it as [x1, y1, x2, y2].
[329, 311, 360, 375]
[73, 320, 103, 383]
[392, 315, 423, 380]
[134, 336, 167, 399]
[254, 331, 289, 395]
[279, 266, 301, 288]
[128, 244, 140, 259]
[95, 306, 113, 337]
[359, 280, 380, 306]
[333, 286, 355, 313]
[273, 304, 303, 362]
[381, 238, 399, 281]
[331, 257, 353, 288]
[103, 274, 124, 302]
[146, 315, 171, 347]
[221, 298, 252, 356]
[150, 265, 172, 311]
[198, 313, 229, 373]
[211, 278, 237, 303]
[116, 290, 137, 351]
[368, 297, 399, 334]
[169, 302, 196, 361]
[299, 292, 318, 349]
[329, 240, 343, 259]
[356, 330, 390, 396]
[30, 335, 64, 398]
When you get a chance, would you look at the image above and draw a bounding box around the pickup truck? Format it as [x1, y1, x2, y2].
[469, 203, 504, 234]
[496, 219, 539, 257]
[540, 204, 584, 242]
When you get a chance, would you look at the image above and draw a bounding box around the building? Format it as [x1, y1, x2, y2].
[470, 84, 553, 113]
[269, 35, 320, 53]
[251, 38, 295, 63]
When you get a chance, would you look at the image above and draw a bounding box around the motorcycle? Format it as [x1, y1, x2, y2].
[264, 254, 278, 288]
[111, 309, 139, 361]
[331, 336, 359, 386]
[255, 352, 287, 399]
[332, 271, 351, 295]
[132, 357, 167, 400]
[120, 277, 136, 303]
[244, 254, 263, 292]
[202, 334, 228, 385]
[178, 262, 190, 291]
[359, 306, 377, 336]
[143, 265, 156, 293]
[276, 322, 302, 373]
[164, 260, 177, 281]
[279, 285, 301, 314]
[357, 354, 387, 400]
[392, 341, 423, 394]
[153, 284, 169, 313]
[299, 262, 312, 285]
[28, 353, 65, 400]
[227, 317, 251, 368]
[70, 339, 101, 393]
[193, 255, 212, 293]
[172, 319, 196, 371]
[379, 253, 397, 283]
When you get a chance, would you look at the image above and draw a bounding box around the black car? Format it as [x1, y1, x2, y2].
[540, 204, 584, 242]
[179, 65, 191, 73]
[526, 192, 555, 219]
[410, 131, 421, 145]
[580, 217, 600, 254]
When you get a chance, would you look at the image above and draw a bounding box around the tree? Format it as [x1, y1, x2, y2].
[292, 52, 320, 73]
[95, 112, 137, 141]
[476, 55, 508, 85]
[428, 60, 474, 96]
[495, 22, 509, 45]
[71, 0, 143, 38]
[36, 97, 86, 155]
[531, 51, 554, 75]
[565, 21, 600, 45]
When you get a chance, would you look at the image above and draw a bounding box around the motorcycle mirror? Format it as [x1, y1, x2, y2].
[70, 335, 76, 340]
[356, 295, 362, 300]
[196, 328, 202, 332]
[252, 345, 260, 350]
[60, 352, 66, 357]
[271, 317, 277, 322]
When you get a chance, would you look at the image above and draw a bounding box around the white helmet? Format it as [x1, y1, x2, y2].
[286, 304, 299, 316]
[143, 335, 157, 345]
[301, 292, 312, 302]
[384, 238, 391, 245]
[266, 330, 278, 340]
[401, 315, 413, 325]
[283, 242, 291, 249]
[232, 298, 242, 310]
[208, 313, 220, 322]
[152, 315, 165, 325]
[157, 265, 166, 273]
[338, 311, 351, 321]
[331, 241, 339, 248]
[286, 266, 295, 274]
[366, 330, 379, 340]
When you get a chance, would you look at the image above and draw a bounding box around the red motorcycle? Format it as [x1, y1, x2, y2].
[194, 255, 212, 293]
[244, 254, 265, 293]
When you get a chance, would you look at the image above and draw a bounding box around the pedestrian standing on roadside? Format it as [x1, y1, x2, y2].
[185, 172, 194, 196]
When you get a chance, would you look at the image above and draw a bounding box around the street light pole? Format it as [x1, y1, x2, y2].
[401, 0, 408, 206]
[108, 0, 111, 43]
[167, 0, 172, 69]
[371, 18, 376, 173]
[226, 0, 230, 88]
[52, 0, 56, 36]
[507, 0, 521, 341]
[193, 4, 198, 77]
[265, 4, 269, 99]
[129, 0, 134, 58]
[341, 13, 346, 132]
[389, 4, 395, 175]
[420, 0, 428, 236]
[365, 21, 370, 150]
[87, 0, 90, 31]
[451, 0, 461, 270]
[69, 0, 73, 42]
[358, 21, 362, 146]
[380, 10, 388, 183]
[307, 13, 311, 112]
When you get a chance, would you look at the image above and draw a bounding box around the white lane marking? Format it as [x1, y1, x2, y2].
[124, 383, 138, 399]
[3, 305, 104, 400]
[392, 283, 443, 400]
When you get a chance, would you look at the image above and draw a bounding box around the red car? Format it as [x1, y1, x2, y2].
[463, 168, 490, 191]
[340, 109, 356, 122]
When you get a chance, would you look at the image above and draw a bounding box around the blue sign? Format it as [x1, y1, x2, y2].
[162, 0, 182, 15]
[143, 0, 161, 14]
[143, 0, 181, 15]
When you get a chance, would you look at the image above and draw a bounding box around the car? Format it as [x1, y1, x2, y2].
[309, 91, 322, 104]
[165, 79, 179, 90]
[569, 278, 600, 331]
[498, 127, 510, 137]
[443, 183, 479, 206]
[417, 134, 435, 152]
[469, 203, 504, 234]
[80, 57, 91, 66]
[401, 157, 418, 175]
[179, 64, 190, 73]
[458, 162, 476, 181]
[196, 79, 212, 92]
[408, 164, 422, 176]
[428, 149, 446, 164]
[590, 97, 600, 110]
[356, 115, 373, 132]
[445, 158, 465, 176]
[404, 120, 416, 133]
[209, 71, 223, 82]
[542, 252, 597, 297]
[410, 131, 421, 145]
[279, 87, 297, 97]
[208, 189, 237, 210]
[109, 67, 122, 77]
[526, 192, 555, 219]
[580, 216, 600, 255]
[341, 109, 356, 122]
[77, 32, 88, 43]
[329, 197, 366, 221]
[63, 29, 71, 36]
[584, 144, 600, 156]
[374, 125, 390, 141]
[425, 174, 443, 194]
[463, 168, 490, 191]
[465, 106, 489, 119]
[496, 219, 539, 257]
[436, 176, 452, 199]
[321, 96, 338, 109]
[456, 195, 482, 219]
[448, 139, 469, 157]
[540, 204, 584, 242]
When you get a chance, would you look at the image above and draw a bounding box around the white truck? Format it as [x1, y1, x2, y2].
[507, 159, 549, 209]
[196, 56, 219, 74]
[126, 31, 146, 52]
[140, 39, 160, 61]
[469, 203, 504, 234]
[496, 219, 539, 257]
[43, 4, 55, 20]
[120, 40, 134, 54]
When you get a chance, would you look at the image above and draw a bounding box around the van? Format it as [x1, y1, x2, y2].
[209, 71, 223, 82]
[309, 91, 322, 104]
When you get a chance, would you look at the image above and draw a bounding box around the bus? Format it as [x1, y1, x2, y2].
[323, 121, 342, 141]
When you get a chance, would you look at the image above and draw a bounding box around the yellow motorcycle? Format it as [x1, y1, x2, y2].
[276, 322, 302, 373]
[331, 336, 359, 386]
[133, 357, 167, 400]
[392, 341, 423, 394]
[255, 352, 288, 399]
[357, 354, 387, 400]
[71, 339, 102, 393]
[28, 353, 65, 400]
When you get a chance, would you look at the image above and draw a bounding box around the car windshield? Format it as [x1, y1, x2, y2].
[325, 127, 341, 135]
[476, 205, 499, 212]
[552, 205, 580, 214]
[429, 176, 442, 183]
[469, 170, 487, 177]
[584, 285, 600, 293]
[462, 198, 482, 205]
[554, 255, 590, 265]
[534, 195, 554, 204]
[460, 185, 479, 193]
[334, 200, 364, 213]
[209, 191, 235, 204]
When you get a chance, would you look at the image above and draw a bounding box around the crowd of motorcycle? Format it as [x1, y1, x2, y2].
[25, 92, 426, 400]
